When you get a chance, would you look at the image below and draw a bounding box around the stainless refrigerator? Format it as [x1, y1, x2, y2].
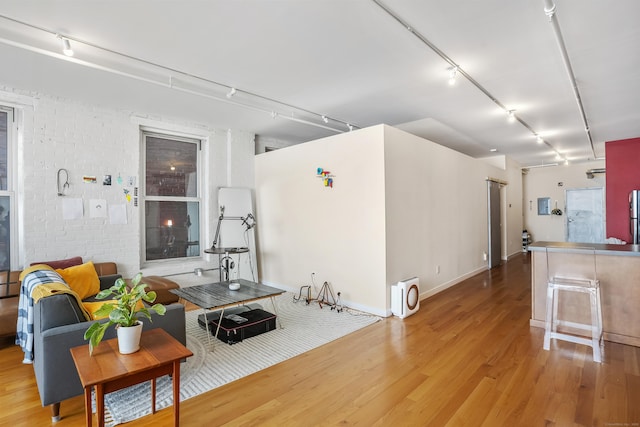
[631, 190, 640, 244]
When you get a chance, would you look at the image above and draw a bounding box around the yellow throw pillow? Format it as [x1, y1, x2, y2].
[82, 300, 117, 320]
[56, 261, 100, 300]
[82, 299, 146, 320]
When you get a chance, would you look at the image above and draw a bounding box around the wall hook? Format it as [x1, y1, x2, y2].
[57, 168, 69, 196]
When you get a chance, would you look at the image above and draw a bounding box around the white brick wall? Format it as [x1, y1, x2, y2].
[2, 85, 256, 278]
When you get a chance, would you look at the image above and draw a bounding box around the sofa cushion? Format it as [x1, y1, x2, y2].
[55, 261, 100, 300]
[31, 256, 83, 270]
[126, 275, 180, 305]
[82, 299, 145, 320]
[93, 262, 117, 277]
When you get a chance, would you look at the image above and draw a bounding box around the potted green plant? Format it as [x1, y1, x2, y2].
[84, 273, 166, 355]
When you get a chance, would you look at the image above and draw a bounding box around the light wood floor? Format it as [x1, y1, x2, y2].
[1, 253, 639, 426]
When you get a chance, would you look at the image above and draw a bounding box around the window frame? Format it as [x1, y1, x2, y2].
[141, 128, 203, 265]
[0, 105, 17, 270]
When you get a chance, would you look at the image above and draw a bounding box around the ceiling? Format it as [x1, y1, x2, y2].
[0, 0, 638, 167]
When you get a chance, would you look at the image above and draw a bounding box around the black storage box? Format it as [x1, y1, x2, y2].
[198, 308, 277, 344]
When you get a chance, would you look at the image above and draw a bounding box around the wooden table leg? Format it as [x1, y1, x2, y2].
[96, 383, 105, 427]
[151, 378, 156, 413]
[84, 387, 92, 427]
[173, 360, 181, 426]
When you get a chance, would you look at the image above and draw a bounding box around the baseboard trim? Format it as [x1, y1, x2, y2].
[260, 280, 388, 318]
[419, 265, 488, 301]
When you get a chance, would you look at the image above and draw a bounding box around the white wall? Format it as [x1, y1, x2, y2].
[255, 124, 522, 315]
[255, 126, 388, 313]
[523, 160, 605, 243]
[2, 85, 255, 277]
[384, 126, 517, 303]
[504, 156, 526, 257]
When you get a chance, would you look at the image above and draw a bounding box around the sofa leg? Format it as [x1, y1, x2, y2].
[51, 402, 61, 422]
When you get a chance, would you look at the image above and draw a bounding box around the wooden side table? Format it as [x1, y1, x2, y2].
[70, 328, 193, 427]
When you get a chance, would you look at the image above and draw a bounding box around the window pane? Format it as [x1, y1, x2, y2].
[0, 196, 9, 270]
[145, 201, 200, 260]
[0, 111, 7, 191]
[145, 136, 197, 197]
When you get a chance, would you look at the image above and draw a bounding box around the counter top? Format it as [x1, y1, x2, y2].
[529, 241, 640, 347]
[529, 241, 640, 257]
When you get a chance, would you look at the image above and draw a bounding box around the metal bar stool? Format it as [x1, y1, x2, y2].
[543, 246, 603, 362]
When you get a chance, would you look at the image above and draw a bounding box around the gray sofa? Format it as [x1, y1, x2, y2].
[31, 264, 186, 422]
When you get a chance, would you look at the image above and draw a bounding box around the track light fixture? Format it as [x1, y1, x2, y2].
[372, 1, 571, 163]
[322, 115, 328, 123]
[347, 123, 353, 131]
[57, 35, 74, 56]
[226, 87, 236, 98]
[448, 66, 458, 86]
[536, 135, 543, 144]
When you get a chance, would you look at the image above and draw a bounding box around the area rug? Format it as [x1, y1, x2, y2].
[101, 292, 381, 426]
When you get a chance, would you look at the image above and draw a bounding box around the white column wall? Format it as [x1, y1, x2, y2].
[255, 126, 388, 314]
[383, 126, 513, 303]
[255, 124, 521, 316]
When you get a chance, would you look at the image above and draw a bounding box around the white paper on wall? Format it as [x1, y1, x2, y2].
[62, 198, 83, 220]
[109, 204, 127, 225]
[89, 199, 107, 218]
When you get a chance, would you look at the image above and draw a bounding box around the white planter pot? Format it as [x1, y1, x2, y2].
[116, 321, 143, 354]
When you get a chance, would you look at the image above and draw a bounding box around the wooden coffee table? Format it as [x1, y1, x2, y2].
[70, 328, 193, 427]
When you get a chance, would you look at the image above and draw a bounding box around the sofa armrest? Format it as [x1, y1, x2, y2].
[33, 302, 186, 406]
[99, 273, 122, 291]
[35, 294, 88, 331]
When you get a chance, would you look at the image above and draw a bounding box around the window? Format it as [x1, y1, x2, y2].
[143, 131, 201, 262]
[0, 106, 14, 271]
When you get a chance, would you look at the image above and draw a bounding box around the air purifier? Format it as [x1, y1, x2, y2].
[391, 277, 420, 318]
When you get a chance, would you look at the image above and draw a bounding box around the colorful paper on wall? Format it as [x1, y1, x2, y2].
[316, 167, 335, 188]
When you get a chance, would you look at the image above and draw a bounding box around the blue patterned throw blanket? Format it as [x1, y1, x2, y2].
[16, 265, 81, 364]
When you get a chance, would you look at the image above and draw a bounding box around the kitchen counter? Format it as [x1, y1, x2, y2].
[529, 241, 640, 347]
[529, 241, 640, 256]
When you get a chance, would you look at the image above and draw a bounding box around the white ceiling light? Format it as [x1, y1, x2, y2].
[448, 66, 458, 86]
[322, 115, 328, 123]
[57, 35, 73, 56]
[507, 110, 516, 122]
[226, 87, 236, 98]
[536, 135, 543, 144]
